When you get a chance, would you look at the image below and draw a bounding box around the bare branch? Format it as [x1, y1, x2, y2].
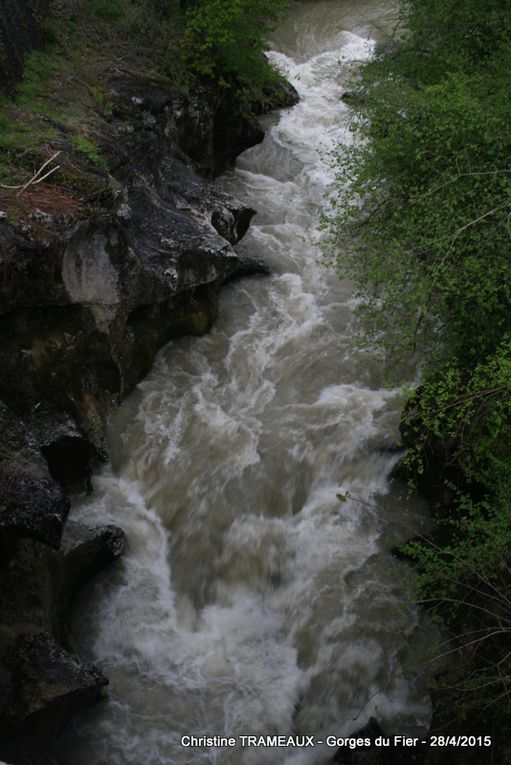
[0, 151, 61, 194]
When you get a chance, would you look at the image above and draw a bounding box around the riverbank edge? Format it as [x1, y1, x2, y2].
[0, 3, 298, 761]
[325, 0, 511, 759]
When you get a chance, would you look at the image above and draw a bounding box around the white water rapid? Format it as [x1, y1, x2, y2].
[62, 2, 431, 763]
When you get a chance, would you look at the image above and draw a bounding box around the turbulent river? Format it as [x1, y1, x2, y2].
[62, 2, 432, 763]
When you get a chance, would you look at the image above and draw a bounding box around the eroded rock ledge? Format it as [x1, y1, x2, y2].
[0, 63, 298, 762]
[0, 403, 127, 763]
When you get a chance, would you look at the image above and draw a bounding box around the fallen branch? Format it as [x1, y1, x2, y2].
[0, 151, 61, 194]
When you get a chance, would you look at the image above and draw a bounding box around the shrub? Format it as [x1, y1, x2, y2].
[179, 0, 288, 94]
[324, 0, 511, 736]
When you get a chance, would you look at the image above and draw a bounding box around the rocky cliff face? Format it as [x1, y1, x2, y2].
[0, 53, 298, 761]
[0, 402, 127, 763]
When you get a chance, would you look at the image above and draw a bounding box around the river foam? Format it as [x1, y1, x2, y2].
[63, 2, 430, 763]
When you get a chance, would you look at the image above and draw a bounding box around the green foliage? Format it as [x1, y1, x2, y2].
[179, 0, 288, 94]
[401, 0, 511, 80]
[0, 0, 287, 188]
[0, 0, 291, 201]
[70, 135, 107, 169]
[401, 489, 511, 717]
[87, 0, 181, 29]
[14, 50, 59, 113]
[88, 0, 130, 22]
[0, 92, 56, 186]
[325, 0, 511, 732]
[402, 338, 511, 489]
[325, 50, 511, 364]
[0, 47, 71, 184]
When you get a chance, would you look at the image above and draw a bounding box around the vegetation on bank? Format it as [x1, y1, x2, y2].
[325, 0, 511, 745]
[180, 0, 287, 91]
[0, 0, 287, 195]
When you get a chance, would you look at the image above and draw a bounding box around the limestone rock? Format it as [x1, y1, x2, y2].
[0, 633, 107, 764]
[0, 39, 297, 764]
[29, 411, 96, 493]
[60, 520, 127, 606]
[0, 403, 69, 549]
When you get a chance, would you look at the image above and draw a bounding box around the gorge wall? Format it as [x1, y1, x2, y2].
[0, 11, 298, 761]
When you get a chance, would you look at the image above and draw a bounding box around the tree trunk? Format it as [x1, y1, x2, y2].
[0, 0, 47, 89]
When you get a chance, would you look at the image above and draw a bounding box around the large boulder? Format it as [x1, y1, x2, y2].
[332, 719, 425, 765]
[0, 74, 265, 453]
[0, 403, 68, 549]
[0, 633, 107, 764]
[0, 407, 126, 761]
[60, 520, 127, 610]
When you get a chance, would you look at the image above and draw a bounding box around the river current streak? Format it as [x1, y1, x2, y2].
[64, 3, 430, 764]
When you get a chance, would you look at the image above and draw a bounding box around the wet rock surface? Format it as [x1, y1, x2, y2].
[0, 72, 269, 455]
[332, 720, 425, 765]
[0, 403, 69, 549]
[0, 633, 108, 764]
[60, 521, 127, 605]
[0, 406, 125, 762]
[0, 53, 293, 761]
[30, 411, 96, 493]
